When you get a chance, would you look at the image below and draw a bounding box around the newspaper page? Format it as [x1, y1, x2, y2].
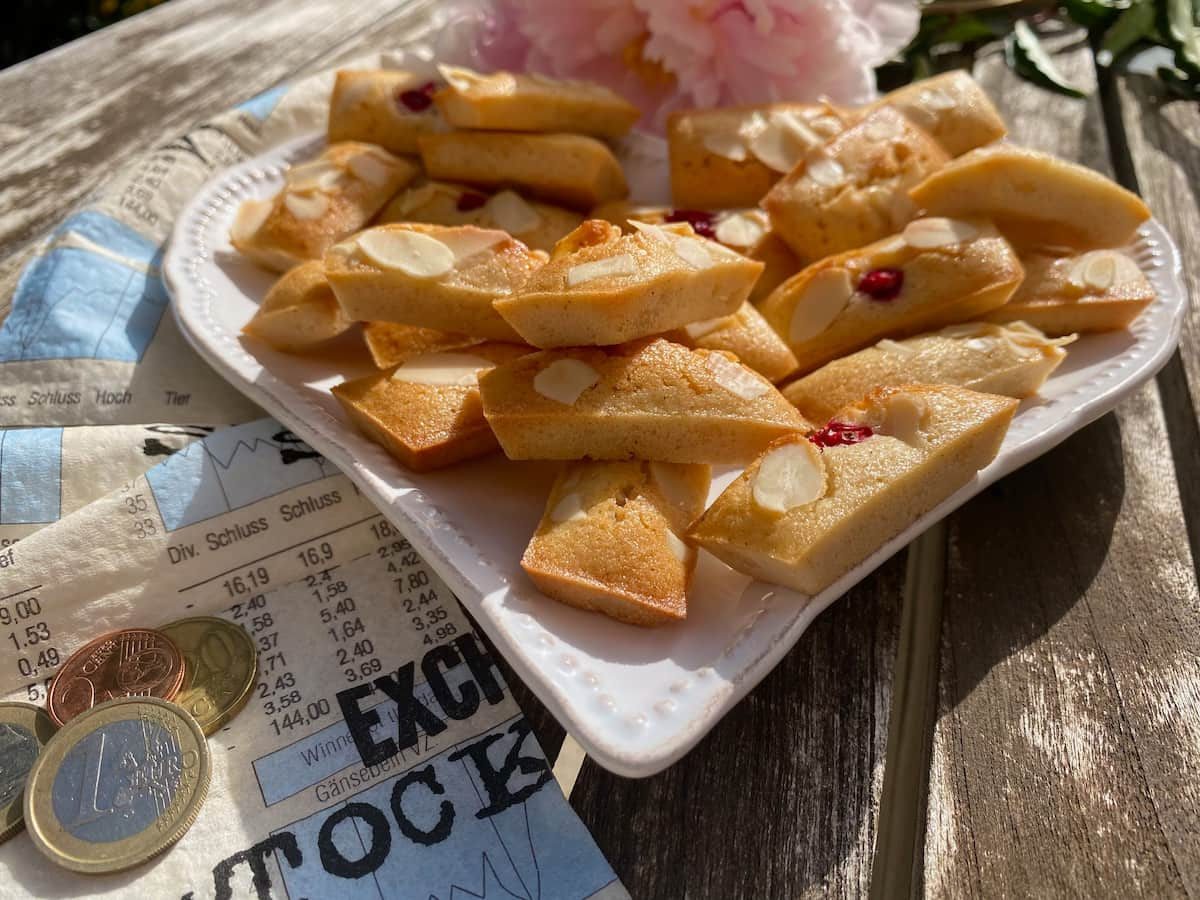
[0, 418, 626, 899]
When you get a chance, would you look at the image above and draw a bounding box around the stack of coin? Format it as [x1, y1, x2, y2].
[3, 616, 258, 874]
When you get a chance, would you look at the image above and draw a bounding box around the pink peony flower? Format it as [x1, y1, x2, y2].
[448, 0, 920, 128]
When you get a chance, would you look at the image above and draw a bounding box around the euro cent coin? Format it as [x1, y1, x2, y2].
[47, 628, 186, 726]
[161, 616, 258, 735]
[0, 702, 58, 844]
[23, 697, 210, 873]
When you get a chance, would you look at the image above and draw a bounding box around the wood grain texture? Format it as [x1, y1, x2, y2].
[924, 32, 1200, 899]
[570, 559, 903, 899]
[1109, 71, 1200, 575]
[0, 0, 421, 258]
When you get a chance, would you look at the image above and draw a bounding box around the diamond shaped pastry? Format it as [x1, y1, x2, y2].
[759, 218, 1023, 373]
[478, 338, 810, 464]
[689, 384, 1018, 595]
[522, 461, 710, 626]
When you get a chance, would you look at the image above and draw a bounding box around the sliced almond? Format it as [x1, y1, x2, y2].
[550, 492, 587, 523]
[863, 114, 900, 142]
[752, 440, 827, 514]
[286, 161, 343, 192]
[673, 237, 713, 270]
[684, 315, 732, 340]
[649, 462, 695, 510]
[964, 336, 996, 352]
[808, 114, 845, 138]
[789, 268, 853, 344]
[706, 353, 770, 400]
[748, 111, 821, 173]
[665, 530, 692, 563]
[230, 199, 272, 242]
[877, 391, 929, 447]
[435, 228, 506, 264]
[629, 219, 672, 244]
[1084, 252, 1117, 289]
[920, 87, 958, 111]
[901, 217, 979, 250]
[356, 229, 455, 278]
[876, 337, 916, 356]
[806, 154, 846, 188]
[702, 130, 750, 162]
[533, 358, 600, 405]
[567, 253, 637, 286]
[714, 211, 766, 248]
[284, 191, 330, 221]
[488, 190, 542, 235]
[346, 151, 394, 186]
[437, 63, 484, 93]
[391, 352, 495, 386]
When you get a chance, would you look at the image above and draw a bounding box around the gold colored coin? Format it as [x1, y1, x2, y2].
[162, 616, 258, 735]
[23, 697, 210, 874]
[0, 702, 57, 844]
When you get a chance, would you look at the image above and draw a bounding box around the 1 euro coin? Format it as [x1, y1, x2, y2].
[161, 616, 258, 735]
[23, 697, 210, 873]
[0, 703, 57, 844]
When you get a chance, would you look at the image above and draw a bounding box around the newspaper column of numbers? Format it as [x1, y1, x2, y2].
[2, 587, 60, 703]
[222, 562, 332, 738]
[296, 537, 384, 692]
[369, 519, 457, 649]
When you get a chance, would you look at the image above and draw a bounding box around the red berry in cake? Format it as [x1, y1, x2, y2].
[809, 421, 875, 448]
[665, 209, 717, 240]
[397, 81, 436, 112]
[456, 191, 488, 211]
[857, 268, 904, 301]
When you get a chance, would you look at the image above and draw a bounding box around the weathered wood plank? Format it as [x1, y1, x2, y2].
[1110, 70, 1200, 574]
[924, 31, 1200, 898]
[0, 0, 422, 258]
[570, 558, 903, 899]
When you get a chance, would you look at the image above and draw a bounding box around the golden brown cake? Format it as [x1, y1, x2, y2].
[417, 131, 628, 210]
[590, 204, 803, 302]
[985, 248, 1155, 335]
[325, 224, 543, 341]
[667, 103, 856, 209]
[230, 142, 418, 272]
[759, 217, 1023, 373]
[521, 461, 710, 625]
[689, 384, 1018, 595]
[869, 71, 1007, 157]
[378, 181, 583, 253]
[908, 146, 1151, 248]
[331, 342, 529, 471]
[763, 107, 950, 260]
[782, 321, 1072, 422]
[434, 64, 639, 137]
[495, 220, 762, 348]
[478, 338, 810, 464]
[666, 302, 799, 384]
[327, 69, 448, 155]
[241, 260, 352, 353]
[361, 322, 481, 369]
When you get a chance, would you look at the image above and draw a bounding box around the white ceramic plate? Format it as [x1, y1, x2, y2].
[165, 131, 1186, 777]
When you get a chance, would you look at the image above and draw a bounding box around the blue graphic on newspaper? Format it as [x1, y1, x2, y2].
[145, 417, 335, 531]
[0, 427, 63, 525]
[237, 84, 288, 120]
[0, 211, 167, 363]
[274, 716, 618, 900]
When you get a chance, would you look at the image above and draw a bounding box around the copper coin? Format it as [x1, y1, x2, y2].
[47, 629, 185, 726]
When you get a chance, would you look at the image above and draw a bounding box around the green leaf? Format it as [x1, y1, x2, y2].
[1005, 19, 1089, 97]
[932, 15, 998, 46]
[1063, 0, 1131, 30]
[1098, 2, 1158, 66]
[1162, 0, 1200, 75]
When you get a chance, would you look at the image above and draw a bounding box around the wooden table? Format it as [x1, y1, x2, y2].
[3, 3, 1198, 897]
